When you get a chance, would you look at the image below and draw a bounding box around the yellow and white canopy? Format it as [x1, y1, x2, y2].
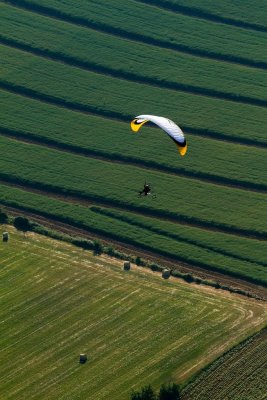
[131, 114, 187, 156]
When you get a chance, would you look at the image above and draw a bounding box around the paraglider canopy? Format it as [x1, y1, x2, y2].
[131, 114, 187, 156]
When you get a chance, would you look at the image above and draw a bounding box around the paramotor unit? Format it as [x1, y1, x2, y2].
[138, 181, 157, 199]
[130, 114, 187, 156]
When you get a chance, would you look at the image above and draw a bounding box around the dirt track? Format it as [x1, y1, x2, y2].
[3, 205, 267, 301]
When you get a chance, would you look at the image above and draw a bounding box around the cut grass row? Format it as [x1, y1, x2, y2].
[0, 184, 266, 285]
[5, 0, 267, 67]
[1, 228, 266, 399]
[1, 3, 267, 104]
[0, 136, 266, 238]
[137, 0, 267, 31]
[1, 90, 267, 190]
[1, 44, 267, 145]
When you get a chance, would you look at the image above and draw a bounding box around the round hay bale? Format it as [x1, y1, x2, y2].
[79, 354, 87, 364]
[162, 268, 171, 279]
[2, 232, 9, 242]
[123, 261, 131, 271]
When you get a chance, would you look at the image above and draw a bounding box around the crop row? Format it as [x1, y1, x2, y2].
[137, 0, 267, 30]
[0, 183, 266, 286]
[6, 0, 267, 67]
[2, 45, 267, 145]
[0, 135, 266, 238]
[183, 329, 267, 399]
[2, 3, 267, 105]
[1, 90, 266, 191]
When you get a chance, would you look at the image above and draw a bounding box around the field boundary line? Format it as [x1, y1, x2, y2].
[3, 0, 267, 71]
[1, 36, 267, 108]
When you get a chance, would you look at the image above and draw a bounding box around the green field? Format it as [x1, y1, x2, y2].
[0, 227, 266, 399]
[1, 3, 267, 104]
[1, 90, 266, 190]
[0, 0, 267, 288]
[1, 43, 267, 144]
[7, 0, 267, 65]
[1, 0, 267, 397]
[148, 0, 267, 28]
[0, 134, 266, 235]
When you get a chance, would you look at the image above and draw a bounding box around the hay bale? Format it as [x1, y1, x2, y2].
[123, 261, 131, 271]
[2, 232, 9, 242]
[79, 354, 87, 364]
[162, 268, 171, 279]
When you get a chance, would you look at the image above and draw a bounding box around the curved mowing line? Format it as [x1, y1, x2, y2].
[90, 207, 267, 268]
[0, 176, 266, 241]
[1, 81, 267, 150]
[135, 0, 267, 33]
[1, 36, 267, 109]
[1, 127, 267, 195]
[3, 0, 267, 70]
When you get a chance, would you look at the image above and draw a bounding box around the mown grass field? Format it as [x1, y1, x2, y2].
[0, 227, 266, 400]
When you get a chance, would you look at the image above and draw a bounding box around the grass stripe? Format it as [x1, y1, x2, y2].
[1, 3, 267, 105]
[90, 206, 267, 268]
[1, 126, 266, 194]
[3, 0, 267, 69]
[135, 0, 267, 32]
[2, 82, 266, 150]
[153, 0, 267, 30]
[0, 134, 266, 238]
[1, 44, 267, 145]
[2, 35, 267, 108]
